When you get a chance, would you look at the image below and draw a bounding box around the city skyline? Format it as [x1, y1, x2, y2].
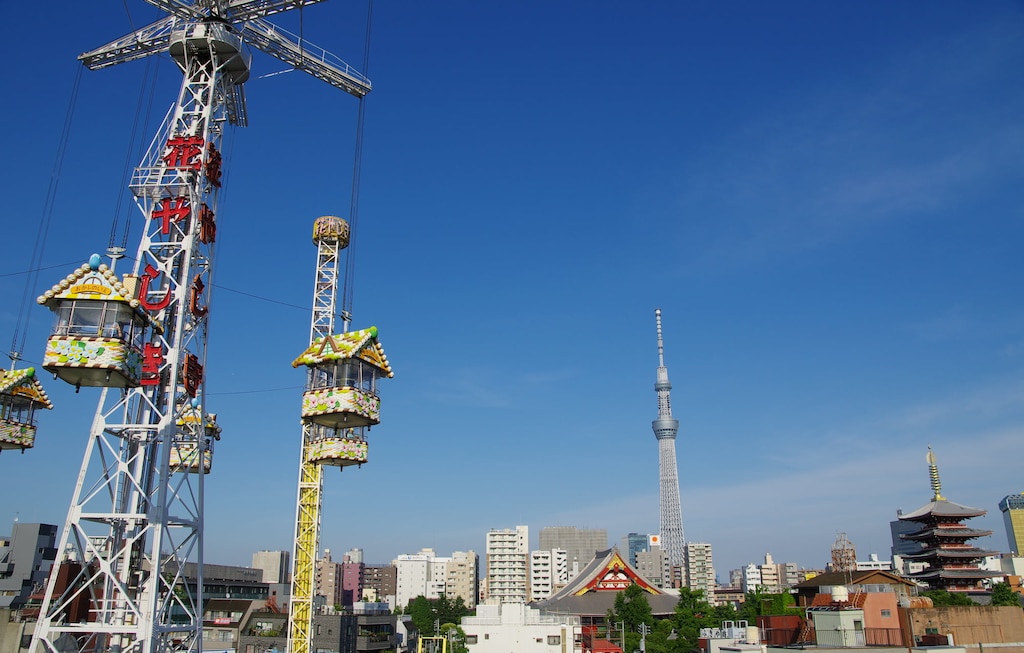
[1, 1, 1022, 577]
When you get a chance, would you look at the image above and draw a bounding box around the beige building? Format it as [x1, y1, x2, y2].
[446, 550, 479, 609]
[316, 549, 343, 607]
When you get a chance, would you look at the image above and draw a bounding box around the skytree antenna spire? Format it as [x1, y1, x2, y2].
[652, 308, 685, 575]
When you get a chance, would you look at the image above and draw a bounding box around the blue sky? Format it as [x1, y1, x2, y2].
[2, 1, 1023, 579]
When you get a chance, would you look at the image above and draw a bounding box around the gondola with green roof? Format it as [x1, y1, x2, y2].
[291, 326, 393, 467]
[0, 367, 53, 452]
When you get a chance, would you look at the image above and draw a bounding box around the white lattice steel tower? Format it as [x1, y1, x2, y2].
[652, 309, 685, 572]
[30, 4, 369, 653]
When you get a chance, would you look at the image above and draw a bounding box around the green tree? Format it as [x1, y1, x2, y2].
[439, 623, 469, 653]
[405, 594, 474, 637]
[407, 596, 435, 635]
[990, 582, 1022, 607]
[738, 589, 799, 621]
[922, 589, 975, 606]
[670, 587, 720, 653]
[607, 583, 654, 653]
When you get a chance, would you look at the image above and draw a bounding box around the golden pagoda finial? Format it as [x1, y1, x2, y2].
[927, 444, 944, 501]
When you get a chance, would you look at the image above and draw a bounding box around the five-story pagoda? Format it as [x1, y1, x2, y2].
[898, 447, 998, 592]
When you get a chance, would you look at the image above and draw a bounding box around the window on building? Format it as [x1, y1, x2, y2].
[465, 636, 478, 645]
[548, 635, 561, 645]
[881, 609, 891, 618]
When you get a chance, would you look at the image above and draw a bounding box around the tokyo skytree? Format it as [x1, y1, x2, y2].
[652, 309, 685, 571]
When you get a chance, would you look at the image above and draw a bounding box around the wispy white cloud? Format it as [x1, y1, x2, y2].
[900, 306, 1024, 343]
[672, 16, 1024, 271]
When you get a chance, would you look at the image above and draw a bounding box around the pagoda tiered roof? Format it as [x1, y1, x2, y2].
[898, 498, 986, 522]
[902, 526, 992, 541]
[902, 547, 997, 561]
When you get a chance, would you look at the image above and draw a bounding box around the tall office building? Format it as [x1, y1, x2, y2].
[538, 527, 607, 571]
[999, 493, 1024, 554]
[652, 309, 685, 570]
[252, 549, 290, 585]
[635, 545, 666, 589]
[621, 533, 650, 568]
[394, 549, 438, 610]
[362, 564, 397, 604]
[485, 526, 529, 604]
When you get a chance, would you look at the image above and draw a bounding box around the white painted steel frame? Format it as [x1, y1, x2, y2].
[31, 31, 231, 653]
[33, 3, 369, 652]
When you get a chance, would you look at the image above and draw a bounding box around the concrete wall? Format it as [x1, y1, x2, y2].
[862, 592, 900, 630]
[903, 606, 1024, 653]
[0, 609, 30, 652]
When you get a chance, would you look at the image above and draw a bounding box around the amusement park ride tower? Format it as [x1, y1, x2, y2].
[288, 218, 392, 653]
[28, 3, 370, 653]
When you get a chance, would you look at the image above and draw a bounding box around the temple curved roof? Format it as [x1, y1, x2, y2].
[898, 498, 986, 521]
[533, 548, 679, 617]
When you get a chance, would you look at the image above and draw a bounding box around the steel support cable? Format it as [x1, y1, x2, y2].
[110, 54, 161, 253]
[340, 0, 373, 321]
[10, 64, 84, 363]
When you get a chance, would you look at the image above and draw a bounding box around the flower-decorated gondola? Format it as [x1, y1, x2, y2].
[37, 254, 160, 389]
[292, 326, 392, 467]
[171, 397, 222, 474]
[0, 367, 53, 453]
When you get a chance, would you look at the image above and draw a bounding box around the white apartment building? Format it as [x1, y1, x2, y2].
[856, 553, 894, 571]
[684, 542, 716, 598]
[741, 563, 761, 593]
[460, 603, 581, 653]
[736, 553, 806, 593]
[395, 548, 439, 610]
[529, 549, 568, 602]
[486, 526, 529, 604]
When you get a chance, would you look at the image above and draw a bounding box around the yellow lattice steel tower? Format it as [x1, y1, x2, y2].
[287, 217, 393, 653]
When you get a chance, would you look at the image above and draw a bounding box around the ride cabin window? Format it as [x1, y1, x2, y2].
[0, 392, 37, 426]
[312, 359, 379, 394]
[53, 300, 144, 347]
